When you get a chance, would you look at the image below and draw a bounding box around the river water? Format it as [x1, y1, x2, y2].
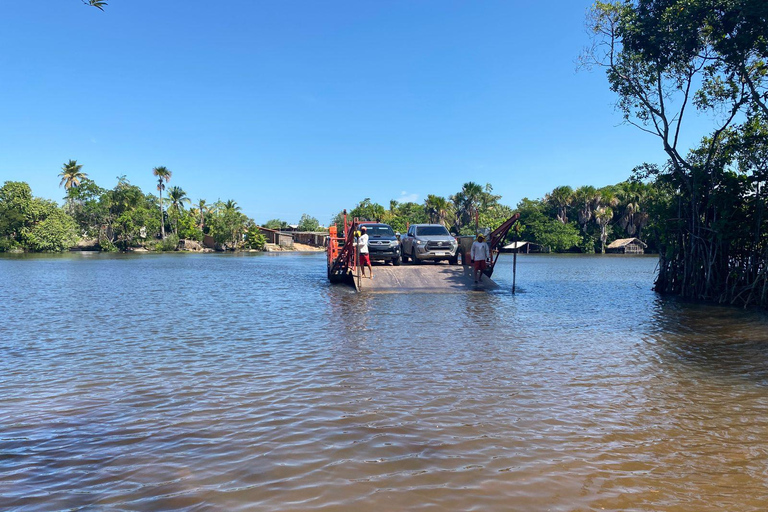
[2, 252, 768, 511]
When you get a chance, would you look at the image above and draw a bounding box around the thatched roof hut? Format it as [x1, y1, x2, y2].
[606, 238, 647, 254]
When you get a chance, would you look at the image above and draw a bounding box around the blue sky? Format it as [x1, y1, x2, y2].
[0, 1, 701, 225]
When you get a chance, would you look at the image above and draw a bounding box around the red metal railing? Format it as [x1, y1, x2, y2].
[326, 211, 359, 283]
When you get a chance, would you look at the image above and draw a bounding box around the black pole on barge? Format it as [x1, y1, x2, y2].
[512, 223, 518, 294]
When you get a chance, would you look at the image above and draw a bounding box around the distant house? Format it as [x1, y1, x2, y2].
[606, 237, 647, 254]
[257, 227, 294, 247]
[292, 231, 329, 246]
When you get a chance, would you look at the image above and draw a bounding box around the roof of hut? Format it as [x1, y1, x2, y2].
[607, 237, 648, 249]
[502, 241, 532, 250]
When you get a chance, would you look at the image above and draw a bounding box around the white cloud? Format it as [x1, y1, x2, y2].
[398, 190, 419, 203]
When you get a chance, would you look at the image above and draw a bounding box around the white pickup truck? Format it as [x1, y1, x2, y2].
[400, 224, 459, 265]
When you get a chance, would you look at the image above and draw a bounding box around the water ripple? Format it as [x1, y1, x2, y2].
[2, 253, 768, 511]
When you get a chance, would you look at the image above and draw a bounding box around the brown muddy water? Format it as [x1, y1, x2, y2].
[2, 252, 768, 511]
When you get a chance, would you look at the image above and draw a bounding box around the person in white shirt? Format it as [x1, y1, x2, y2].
[357, 226, 372, 278]
[470, 234, 490, 283]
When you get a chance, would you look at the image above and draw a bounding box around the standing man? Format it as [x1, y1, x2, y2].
[357, 225, 373, 278]
[471, 234, 490, 284]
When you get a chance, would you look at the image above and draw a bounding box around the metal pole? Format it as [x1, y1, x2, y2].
[512, 224, 518, 294]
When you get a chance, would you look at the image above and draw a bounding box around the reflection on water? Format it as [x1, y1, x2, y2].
[2, 253, 768, 511]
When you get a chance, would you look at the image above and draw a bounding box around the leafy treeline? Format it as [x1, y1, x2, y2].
[0, 162, 268, 252]
[585, 0, 768, 307]
[518, 181, 656, 253]
[332, 182, 515, 237]
[0, 182, 79, 252]
[333, 180, 655, 253]
[263, 214, 321, 232]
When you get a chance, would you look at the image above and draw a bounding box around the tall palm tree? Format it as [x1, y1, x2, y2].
[194, 199, 208, 230]
[545, 185, 574, 224]
[165, 186, 191, 235]
[573, 185, 599, 232]
[424, 194, 451, 226]
[223, 199, 241, 212]
[152, 166, 172, 238]
[461, 182, 483, 216]
[594, 206, 614, 253]
[221, 199, 245, 248]
[59, 160, 88, 190]
[451, 182, 483, 232]
[616, 181, 649, 237]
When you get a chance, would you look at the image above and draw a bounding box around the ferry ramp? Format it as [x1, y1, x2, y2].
[355, 263, 498, 293]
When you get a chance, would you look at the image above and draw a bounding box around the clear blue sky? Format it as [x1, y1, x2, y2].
[0, 1, 696, 225]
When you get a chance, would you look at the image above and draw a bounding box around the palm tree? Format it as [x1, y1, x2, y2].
[152, 166, 172, 238]
[594, 206, 614, 253]
[165, 186, 191, 235]
[223, 199, 241, 212]
[451, 182, 483, 232]
[616, 181, 649, 237]
[221, 199, 246, 248]
[83, 0, 107, 10]
[424, 194, 451, 226]
[545, 185, 574, 224]
[573, 186, 599, 232]
[461, 182, 483, 216]
[193, 199, 208, 230]
[59, 160, 88, 190]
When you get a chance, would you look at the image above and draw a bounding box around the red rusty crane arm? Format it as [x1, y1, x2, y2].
[485, 212, 520, 278]
[328, 219, 359, 281]
[336, 220, 358, 270]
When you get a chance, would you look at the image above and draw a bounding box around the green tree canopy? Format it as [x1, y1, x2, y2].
[349, 198, 386, 222]
[264, 219, 288, 230]
[585, 0, 768, 305]
[0, 181, 80, 252]
[24, 208, 79, 252]
[297, 214, 320, 232]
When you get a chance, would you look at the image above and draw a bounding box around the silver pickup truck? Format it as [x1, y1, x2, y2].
[400, 224, 459, 265]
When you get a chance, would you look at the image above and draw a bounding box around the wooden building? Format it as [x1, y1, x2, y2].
[292, 231, 328, 246]
[606, 237, 647, 254]
[257, 227, 294, 247]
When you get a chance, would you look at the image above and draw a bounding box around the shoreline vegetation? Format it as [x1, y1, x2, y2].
[1, 167, 658, 256]
[584, 1, 768, 308]
[336, 180, 658, 255]
[0, 168, 330, 255]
